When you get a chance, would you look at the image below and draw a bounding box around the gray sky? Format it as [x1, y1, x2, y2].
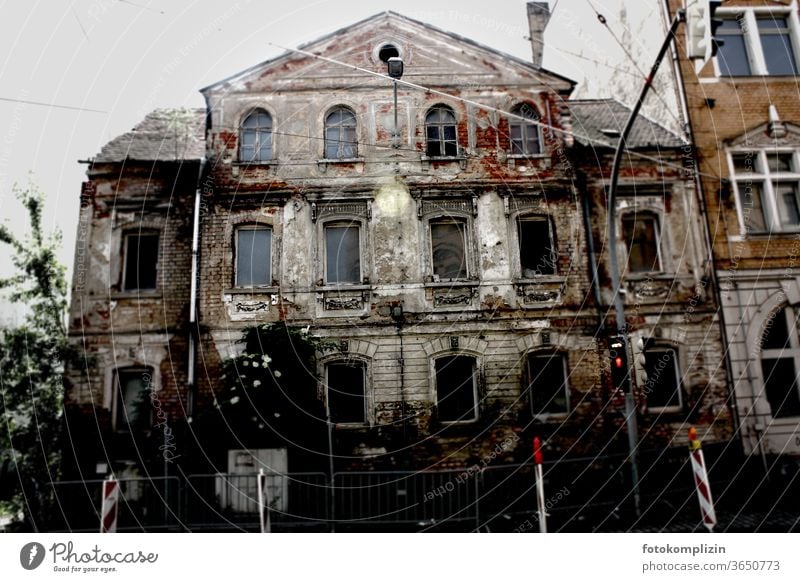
[0, 0, 672, 322]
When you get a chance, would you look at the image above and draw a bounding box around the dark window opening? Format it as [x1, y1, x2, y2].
[431, 220, 467, 280]
[622, 214, 661, 273]
[435, 355, 477, 422]
[236, 226, 272, 287]
[115, 368, 152, 432]
[325, 107, 357, 159]
[518, 216, 556, 277]
[425, 105, 458, 157]
[327, 361, 366, 424]
[527, 352, 569, 416]
[761, 306, 800, 418]
[378, 44, 399, 63]
[325, 224, 361, 284]
[643, 347, 682, 410]
[123, 232, 158, 291]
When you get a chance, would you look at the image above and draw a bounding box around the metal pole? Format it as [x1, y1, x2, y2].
[606, 10, 684, 518]
[392, 79, 399, 148]
[326, 399, 336, 532]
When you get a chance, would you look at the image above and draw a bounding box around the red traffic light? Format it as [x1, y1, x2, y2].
[614, 356, 624, 368]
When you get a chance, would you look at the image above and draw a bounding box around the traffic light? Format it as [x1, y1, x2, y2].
[685, 0, 724, 68]
[609, 336, 631, 392]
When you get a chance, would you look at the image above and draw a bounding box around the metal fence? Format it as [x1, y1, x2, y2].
[45, 446, 789, 532]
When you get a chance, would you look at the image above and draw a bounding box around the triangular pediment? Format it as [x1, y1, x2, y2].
[726, 121, 800, 148]
[201, 11, 574, 95]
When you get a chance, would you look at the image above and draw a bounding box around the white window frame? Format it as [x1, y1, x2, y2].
[324, 359, 371, 426]
[729, 148, 800, 234]
[322, 220, 364, 286]
[714, 5, 800, 77]
[643, 345, 683, 413]
[234, 224, 273, 288]
[432, 354, 480, 424]
[760, 305, 800, 419]
[428, 216, 472, 282]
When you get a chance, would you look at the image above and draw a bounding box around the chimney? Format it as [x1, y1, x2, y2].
[527, 2, 551, 68]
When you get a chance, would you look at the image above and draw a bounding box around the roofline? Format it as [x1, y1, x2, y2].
[200, 10, 576, 93]
[568, 97, 686, 144]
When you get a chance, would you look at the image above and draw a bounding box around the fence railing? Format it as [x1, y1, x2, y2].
[44, 446, 791, 532]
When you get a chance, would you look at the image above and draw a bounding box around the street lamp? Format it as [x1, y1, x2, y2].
[387, 56, 403, 148]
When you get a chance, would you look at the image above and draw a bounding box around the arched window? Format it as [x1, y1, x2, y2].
[239, 109, 273, 162]
[761, 306, 800, 417]
[425, 105, 458, 157]
[324, 107, 357, 159]
[509, 103, 541, 155]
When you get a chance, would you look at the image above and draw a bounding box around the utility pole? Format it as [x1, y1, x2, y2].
[606, 9, 685, 518]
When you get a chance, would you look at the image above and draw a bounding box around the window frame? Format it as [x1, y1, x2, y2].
[526, 350, 570, 418]
[508, 103, 543, 157]
[432, 354, 480, 424]
[760, 305, 800, 418]
[322, 219, 364, 286]
[324, 359, 370, 426]
[729, 148, 800, 234]
[324, 106, 358, 160]
[424, 104, 459, 158]
[234, 224, 274, 289]
[428, 216, 471, 282]
[112, 366, 154, 433]
[515, 213, 557, 279]
[620, 210, 664, 274]
[642, 344, 683, 413]
[714, 7, 800, 77]
[238, 108, 274, 163]
[121, 230, 160, 292]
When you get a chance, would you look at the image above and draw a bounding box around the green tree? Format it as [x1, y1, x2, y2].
[0, 181, 70, 531]
[193, 322, 332, 470]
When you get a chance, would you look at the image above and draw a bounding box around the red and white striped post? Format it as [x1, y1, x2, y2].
[533, 437, 547, 533]
[688, 427, 717, 532]
[100, 476, 119, 533]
